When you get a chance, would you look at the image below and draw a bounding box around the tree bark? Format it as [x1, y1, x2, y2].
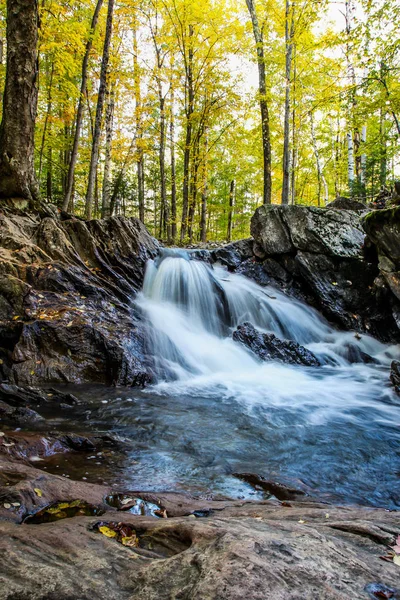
[170, 87, 177, 243]
[101, 85, 115, 218]
[281, 0, 294, 205]
[133, 26, 145, 223]
[85, 0, 114, 219]
[0, 0, 40, 202]
[62, 0, 103, 212]
[180, 24, 194, 241]
[227, 179, 235, 241]
[245, 0, 272, 205]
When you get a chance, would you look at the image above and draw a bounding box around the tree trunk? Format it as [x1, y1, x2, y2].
[133, 26, 145, 223]
[380, 108, 387, 187]
[158, 95, 169, 240]
[227, 179, 235, 241]
[180, 24, 194, 241]
[347, 131, 355, 194]
[85, 0, 114, 219]
[0, 0, 40, 202]
[101, 85, 115, 218]
[170, 88, 177, 242]
[245, 0, 272, 205]
[62, 0, 103, 212]
[281, 0, 294, 205]
[38, 61, 54, 182]
[310, 111, 323, 206]
[360, 125, 367, 197]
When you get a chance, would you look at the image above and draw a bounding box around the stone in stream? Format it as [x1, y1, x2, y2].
[232, 322, 320, 367]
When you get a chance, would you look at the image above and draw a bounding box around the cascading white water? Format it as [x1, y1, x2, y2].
[136, 249, 399, 425]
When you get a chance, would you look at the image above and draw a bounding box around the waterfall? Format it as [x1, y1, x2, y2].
[136, 249, 399, 424]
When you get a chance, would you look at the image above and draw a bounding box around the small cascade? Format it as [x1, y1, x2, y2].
[135, 248, 399, 424]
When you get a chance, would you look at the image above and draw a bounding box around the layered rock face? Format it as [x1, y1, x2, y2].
[0, 210, 159, 386]
[217, 205, 400, 342]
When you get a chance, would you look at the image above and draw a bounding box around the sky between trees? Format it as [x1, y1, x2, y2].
[0, 0, 398, 242]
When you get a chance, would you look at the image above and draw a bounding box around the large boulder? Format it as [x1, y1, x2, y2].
[251, 205, 365, 259]
[0, 211, 159, 386]
[248, 205, 400, 340]
[362, 206, 400, 302]
[233, 322, 320, 366]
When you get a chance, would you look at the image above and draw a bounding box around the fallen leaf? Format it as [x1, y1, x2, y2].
[3, 442, 14, 447]
[11, 502, 20, 507]
[121, 535, 139, 547]
[298, 519, 305, 524]
[66, 321, 73, 327]
[34, 488, 43, 497]
[393, 555, 400, 566]
[120, 497, 134, 506]
[12, 316, 20, 320]
[3, 503, 11, 509]
[0, 432, 5, 437]
[99, 526, 118, 538]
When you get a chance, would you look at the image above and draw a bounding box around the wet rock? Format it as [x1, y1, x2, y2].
[188, 249, 212, 263]
[390, 360, 400, 394]
[0, 211, 158, 386]
[0, 400, 44, 425]
[211, 247, 242, 270]
[326, 196, 367, 211]
[0, 460, 399, 600]
[233, 473, 306, 500]
[251, 205, 294, 255]
[247, 205, 400, 341]
[233, 322, 320, 366]
[363, 207, 400, 305]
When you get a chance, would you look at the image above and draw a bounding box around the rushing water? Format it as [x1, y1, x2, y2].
[133, 248, 399, 508]
[28, 249, 400, 509]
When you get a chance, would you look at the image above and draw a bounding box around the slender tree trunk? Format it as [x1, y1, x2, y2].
[85, 0, 114, 219]
[158, 95, 169, 240]
[310, 111, 323, 206]
[39, 61, 54, 181]
[380, 108, 387, 187]
[347, 132, 355, 193]
[245, 0, 272, 205]
[46, 147, 52, 202]
[200, 153, 208, 244]
[170, 88, 177, 242]
[227, 179, 235, 241]
[133, 27, 145, 223]
[360, 125, 367, 197]
[101, 85, 115, 218]
[180, 24, 194, 241]
[188, 136, 200, 243]
[62, 0, 103, 212]
[282, 0, 294, 205]
[0, 0, 40, 202]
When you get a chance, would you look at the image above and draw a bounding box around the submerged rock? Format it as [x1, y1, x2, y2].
[232, 322, 320, 366]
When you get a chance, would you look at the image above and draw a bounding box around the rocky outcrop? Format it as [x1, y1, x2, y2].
[0, 210, 159, 386]
[0, 454, 399, 599]
[233, 322, 320, 366]
[245, 205, 400, 341]
[362, 206, 400, 304]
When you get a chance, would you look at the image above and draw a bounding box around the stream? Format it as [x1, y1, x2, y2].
[15, 250, 400, 509]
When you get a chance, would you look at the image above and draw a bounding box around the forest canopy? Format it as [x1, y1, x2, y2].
[0, 0, 398, 242]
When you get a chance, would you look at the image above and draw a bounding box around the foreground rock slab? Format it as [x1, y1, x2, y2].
[0, 458, 399, 599]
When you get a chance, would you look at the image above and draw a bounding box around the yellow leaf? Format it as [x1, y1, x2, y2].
[394, 555, 400, 566]
[34, 488, 43, 497]
[121, 535, 139, 547]
[99, 526, 117, 538]
[12, 316, 20, 320]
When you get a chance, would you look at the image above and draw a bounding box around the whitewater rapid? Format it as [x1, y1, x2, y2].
[135, 249, 400, 427]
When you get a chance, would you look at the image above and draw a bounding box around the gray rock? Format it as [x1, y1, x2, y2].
[233, 322, 320, 366]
